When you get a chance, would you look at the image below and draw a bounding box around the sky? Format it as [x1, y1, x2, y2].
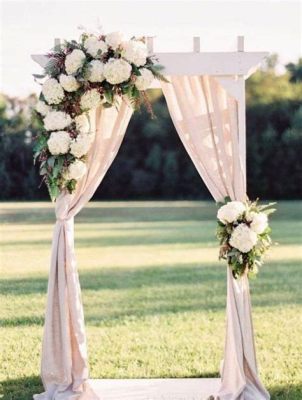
[0, 0, 301, 97]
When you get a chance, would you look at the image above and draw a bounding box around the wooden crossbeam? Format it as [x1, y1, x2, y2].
[31, 35, 268, 79]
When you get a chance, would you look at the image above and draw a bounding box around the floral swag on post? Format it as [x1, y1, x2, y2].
[33, 31, 167, 201]
[217, 198, 276, 279]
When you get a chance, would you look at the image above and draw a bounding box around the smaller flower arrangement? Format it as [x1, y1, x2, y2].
[33, 30, 167, 201]
[216, 198, 276, 278]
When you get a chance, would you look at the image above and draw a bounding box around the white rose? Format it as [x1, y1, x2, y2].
[229, 223, 258, 253]
[84, 36, 108, 58]
[59, 74, 80, 92]
[103, 58, 131, 84]
[65, 49, 86, 75]
[250, 212, 268, 234]
[70, 133, 93, 158]
[121, 40, 148, 67]
[75, 114, 90, 134]
[135, 68, 154, 91]
[44, 111, 72, 131]
[42, 78, 64, 105]
[35, 100, 50, 116]
[66, 159, 87, 180]
[47, 131, 71, 155]
[87, 60, 105, 82]
[80, 89, 101, 110]
[105, 31, 124, 50]
[217, 201, 246, 224]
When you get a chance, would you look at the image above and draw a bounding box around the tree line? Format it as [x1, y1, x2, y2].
[0, 57, 301, 201]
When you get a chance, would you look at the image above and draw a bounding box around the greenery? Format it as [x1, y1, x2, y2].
[0, 56, 301, 201]
[0, 201, 301, 399]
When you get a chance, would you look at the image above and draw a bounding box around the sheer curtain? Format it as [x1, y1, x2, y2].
[161, 75, 270, 400]
[34, 100, 133, 400]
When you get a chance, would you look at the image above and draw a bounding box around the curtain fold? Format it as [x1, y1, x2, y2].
[34, 100, 133, 400]
[161, 75, 270, 400]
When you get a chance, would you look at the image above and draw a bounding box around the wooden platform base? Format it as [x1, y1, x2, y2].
[90, 378, 220, 400]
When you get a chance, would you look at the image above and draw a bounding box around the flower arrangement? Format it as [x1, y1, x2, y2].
[33, 31, 167, 201]
[216, 198, 276, 278]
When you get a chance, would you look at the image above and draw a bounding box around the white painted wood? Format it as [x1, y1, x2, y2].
[215, 76, 241, 101]
[90, 378, 220, 400]
[237, 76, 246, 188]
[237, 36, 244, 52]
[154, 51, 267, 76]
[193, 37, 200, 53]
[31, 54, 48, 68]
[31, 44, 268, 78]
[146, 36, 154, 54]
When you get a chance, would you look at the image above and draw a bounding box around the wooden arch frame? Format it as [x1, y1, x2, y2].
[31, 36, 269, 399]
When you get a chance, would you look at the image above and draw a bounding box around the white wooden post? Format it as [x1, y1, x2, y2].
[193, 37, 200, 53]
[237, 35, 244, 52]
[146, 37, 154, 55]
[236, 35, 247, 189]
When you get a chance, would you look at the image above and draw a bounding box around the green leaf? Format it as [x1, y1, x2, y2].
[32, 73, 46, 79]
[104, 89, 114, 104]
[47, 180, 60, 202]
[66, 179, 77, 193]
[132, 65, 141, 76]
[148, 65, 169, 83]
[47, 156, 56, 169]
[52, 157, 64, 178]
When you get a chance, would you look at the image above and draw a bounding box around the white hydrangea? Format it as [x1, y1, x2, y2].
[59, 74, 80, 92]
[70, 133, 93, 158]
[42, 78, 64, 105]
[105, 31, 124, 50]
[250, 212, 268, 234]
[44, 111, 72, 131]
[75, 114, 90, 134]
[87, 60, 105, 82]
[47, 131, 71, 155]
[230, 223, 258, 253]
[35, 100, 50, 116]
[66, 159, 87, 180]
[80, 89, 101, 110]
[217, 201, 246, 224]
[121, 40, 148, 67]
[65, 49, 86, 75]
[103, 58, 132, 84]
[84, 36, 108, 58]
[135, 68, 154, 91]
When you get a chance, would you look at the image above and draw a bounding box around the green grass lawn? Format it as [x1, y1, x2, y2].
[0, 201, 301, 400]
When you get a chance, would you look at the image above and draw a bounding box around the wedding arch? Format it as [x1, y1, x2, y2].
[32, 35, 270, 400]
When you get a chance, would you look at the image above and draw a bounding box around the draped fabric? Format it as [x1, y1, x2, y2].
[161, 75, 270, 400]
[34, 101, 133, 400]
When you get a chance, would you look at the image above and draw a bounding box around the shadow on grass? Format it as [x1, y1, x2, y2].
[0, 375, 42, 400]
[1, 201, 300, 226]
[0, 229, 217, 249]
[0, 204, 217, 225]
[0, 263, 222, 295]
[269, 383, 302, 400]
[1, 260, 302, 328]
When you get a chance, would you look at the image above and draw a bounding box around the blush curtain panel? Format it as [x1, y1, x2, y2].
[34, 101, 133, 400]
[161, 75, 269, 400]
